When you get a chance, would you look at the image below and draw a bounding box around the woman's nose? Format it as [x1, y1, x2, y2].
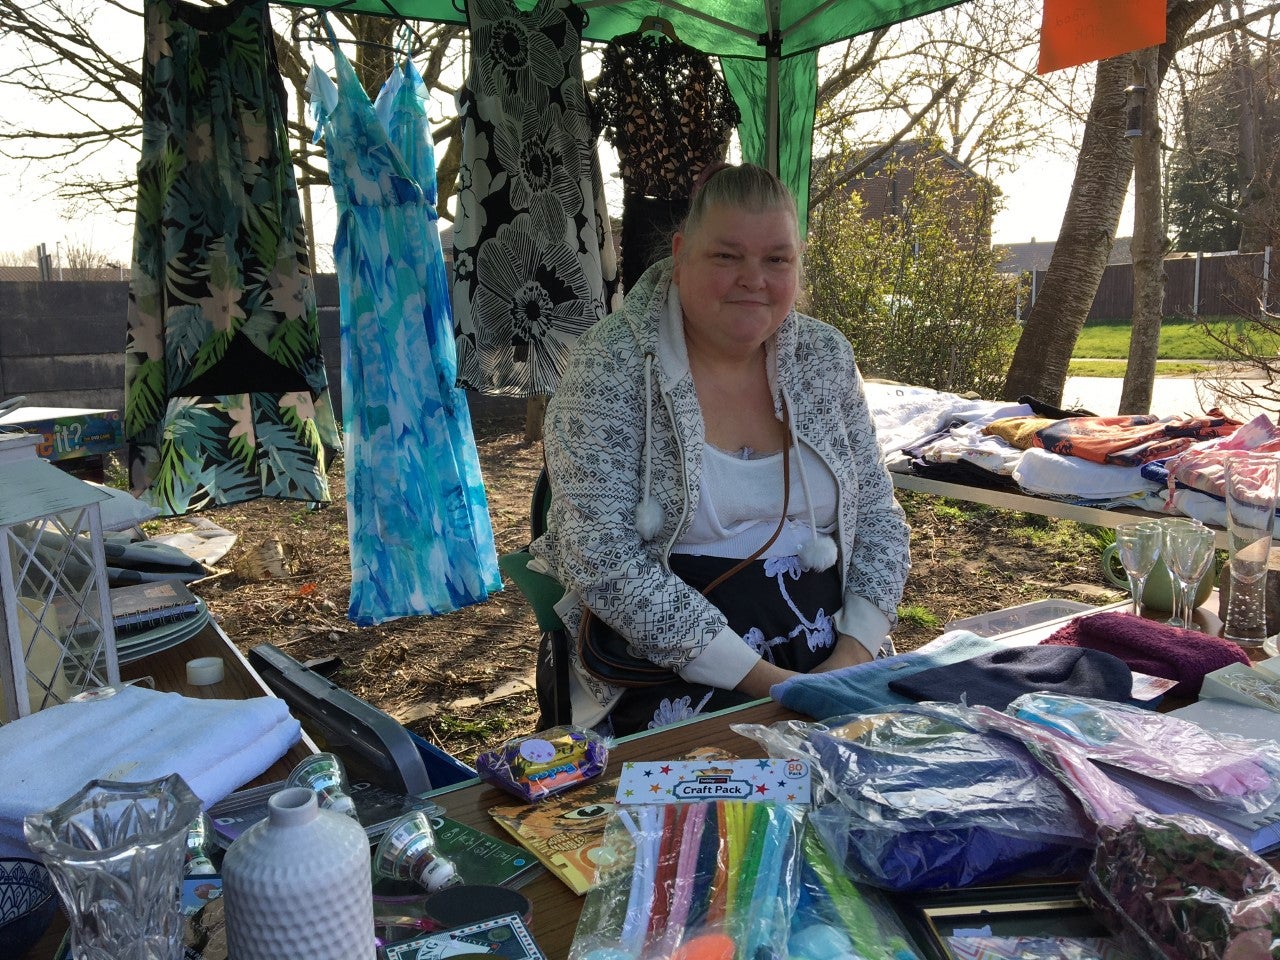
[738, 260, 766, 288]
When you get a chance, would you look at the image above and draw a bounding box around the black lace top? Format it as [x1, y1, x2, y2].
[594, 32, 741, 200]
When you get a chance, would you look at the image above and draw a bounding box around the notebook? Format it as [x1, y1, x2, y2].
[108, 578, 201, 633]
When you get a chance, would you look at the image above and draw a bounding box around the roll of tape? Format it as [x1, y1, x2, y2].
[186, 656, 224, 686]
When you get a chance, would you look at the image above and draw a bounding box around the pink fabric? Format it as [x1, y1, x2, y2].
[1161, 415, 1280, 508]
[1041, 611, 1249, 697]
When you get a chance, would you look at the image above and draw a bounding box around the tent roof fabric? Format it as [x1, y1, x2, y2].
[283, 0, 964, 62]
[283, 0, 969, 228]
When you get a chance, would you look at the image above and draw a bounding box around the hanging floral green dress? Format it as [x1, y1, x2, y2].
[125, 0, 339, 516]
[308, 40, 501, 625]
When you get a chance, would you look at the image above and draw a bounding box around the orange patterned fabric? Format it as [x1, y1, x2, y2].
[1033, 409, 1242, 466]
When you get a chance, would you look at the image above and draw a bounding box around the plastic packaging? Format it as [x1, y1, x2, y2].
[569, 800, 804, 960]
[1086, 810, 1280, 960]
[1010, 692, 1280, 813]
[476, 724, 610, 802]
[788, 827, 921, 960]
[967, 704, 1280, 960]
[734, 708, 1091, 891]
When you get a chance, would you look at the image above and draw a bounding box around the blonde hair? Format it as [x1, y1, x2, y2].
[681, 163, 799, 243]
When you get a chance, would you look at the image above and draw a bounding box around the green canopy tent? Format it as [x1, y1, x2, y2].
[278, 0, 967, 228]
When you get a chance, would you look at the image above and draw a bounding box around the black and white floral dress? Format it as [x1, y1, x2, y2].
[451, 0, 617, 397]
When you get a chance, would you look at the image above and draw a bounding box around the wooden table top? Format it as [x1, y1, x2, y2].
[19, 595, 1260, 959]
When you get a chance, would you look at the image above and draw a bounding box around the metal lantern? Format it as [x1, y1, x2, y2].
[0, 433, 118, 721]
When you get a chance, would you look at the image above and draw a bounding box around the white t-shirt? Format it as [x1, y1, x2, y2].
[671, 440, 838, 559]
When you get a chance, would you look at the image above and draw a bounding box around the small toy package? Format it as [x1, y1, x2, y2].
[477, 725, 610, 803]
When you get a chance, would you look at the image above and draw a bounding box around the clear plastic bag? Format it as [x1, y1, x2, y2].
[1010, 693, 1280, 813]
[734, 707, 1091, 892]
[788, 825, 922, 959]
[1085, 812, 1280, 960]
[568, 800, 804, 960]
[474, 724, 610, 802]
[967, 704, 1280, 960]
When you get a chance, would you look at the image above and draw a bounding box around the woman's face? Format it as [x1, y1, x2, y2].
[671, 202, 800, 358]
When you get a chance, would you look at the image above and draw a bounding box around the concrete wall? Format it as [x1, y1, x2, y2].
[0, 276, 526, 425]
[0, 277, 342, 415]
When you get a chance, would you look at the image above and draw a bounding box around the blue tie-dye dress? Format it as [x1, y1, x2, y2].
[309, 46, 501, 626]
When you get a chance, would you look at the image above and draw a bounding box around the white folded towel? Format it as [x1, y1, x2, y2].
[1014, 446, 1163, 500]
[0, 684, 300, 857]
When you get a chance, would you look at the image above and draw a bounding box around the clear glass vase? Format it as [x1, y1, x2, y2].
[22, 773, 202, 960]
[1223, 455, 1279, 648]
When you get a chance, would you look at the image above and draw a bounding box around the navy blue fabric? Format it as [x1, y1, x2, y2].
[887, 645, 1134, 711]
[805, 717, 1089, 891]
[771, 633, 1003, 720]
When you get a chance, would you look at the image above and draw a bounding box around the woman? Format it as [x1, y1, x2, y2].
[531, 163, 910, 735]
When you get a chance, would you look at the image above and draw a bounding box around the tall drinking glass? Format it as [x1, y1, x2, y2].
[1223, 454, 1279, 647]
[1114, 521, 1163, 617]
[1159, 517, 1205, 627]
[1165, 523, 1216, 631]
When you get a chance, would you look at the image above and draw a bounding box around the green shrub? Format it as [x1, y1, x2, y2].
[805, 150, 1025, 396]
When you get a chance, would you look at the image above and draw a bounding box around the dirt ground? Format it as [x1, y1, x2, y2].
[149, 401, 1122, 766]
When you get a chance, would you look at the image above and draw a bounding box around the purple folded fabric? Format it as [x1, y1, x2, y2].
[1041, 611, 1249, 697]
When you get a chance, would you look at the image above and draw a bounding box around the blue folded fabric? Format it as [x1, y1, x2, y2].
[771, 632, 1003, 720]
[888, 645, 1134, 711]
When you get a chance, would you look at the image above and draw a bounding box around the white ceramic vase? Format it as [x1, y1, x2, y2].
[221, 785, 375, 960]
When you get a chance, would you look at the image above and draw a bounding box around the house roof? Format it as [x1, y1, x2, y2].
[850, 140, 979, 179]
[997, 237, 1133, 273]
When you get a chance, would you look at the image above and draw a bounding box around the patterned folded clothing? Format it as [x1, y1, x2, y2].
[1041, 611, 1249, 698]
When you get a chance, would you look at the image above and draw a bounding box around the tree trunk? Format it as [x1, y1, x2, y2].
[1121, 47, 1166, 415]
[1000, 0, 1218, 405]
[1000, 56, 1134, 404]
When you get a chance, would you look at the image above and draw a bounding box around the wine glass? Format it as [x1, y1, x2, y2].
[1113, 521, 1163, 617]
[1164, 522, 1215, 630]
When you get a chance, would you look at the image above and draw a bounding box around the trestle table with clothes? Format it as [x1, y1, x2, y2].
[867, 381, 1280, 551]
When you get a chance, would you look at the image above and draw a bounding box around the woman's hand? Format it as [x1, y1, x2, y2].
[809, 633, 875, 674]
[735, 658, 798, 699]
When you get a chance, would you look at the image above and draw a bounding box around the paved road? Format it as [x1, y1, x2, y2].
[1063, 373, 1275, 420]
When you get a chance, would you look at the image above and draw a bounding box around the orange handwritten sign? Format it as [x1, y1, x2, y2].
[1038, 0, 1165, 74]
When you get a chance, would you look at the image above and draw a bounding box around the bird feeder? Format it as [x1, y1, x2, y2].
[0, 433, 118, 721]
[1123, 83, 1146, 138]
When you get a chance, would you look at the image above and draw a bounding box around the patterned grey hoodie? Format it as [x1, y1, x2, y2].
[531, 259, 910, 726]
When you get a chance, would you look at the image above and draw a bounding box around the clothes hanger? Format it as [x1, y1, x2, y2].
[637, 15, 678, 43]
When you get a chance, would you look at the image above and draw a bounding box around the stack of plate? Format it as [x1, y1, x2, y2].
[114, 599, 211, 664]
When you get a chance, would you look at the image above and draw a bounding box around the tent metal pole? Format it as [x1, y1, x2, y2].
[763, 0, 782, 175]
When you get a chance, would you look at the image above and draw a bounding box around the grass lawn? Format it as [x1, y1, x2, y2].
[1072, 316, 1280, 360]
[1067, 358, 1211, 377]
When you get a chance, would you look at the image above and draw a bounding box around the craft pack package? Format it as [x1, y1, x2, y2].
[569, 799, 805, 960]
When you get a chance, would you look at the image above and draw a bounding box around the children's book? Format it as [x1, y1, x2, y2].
[487, 747, 737, 896]
[488, 770, 616, 896]
[429, 814, 544, 889]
